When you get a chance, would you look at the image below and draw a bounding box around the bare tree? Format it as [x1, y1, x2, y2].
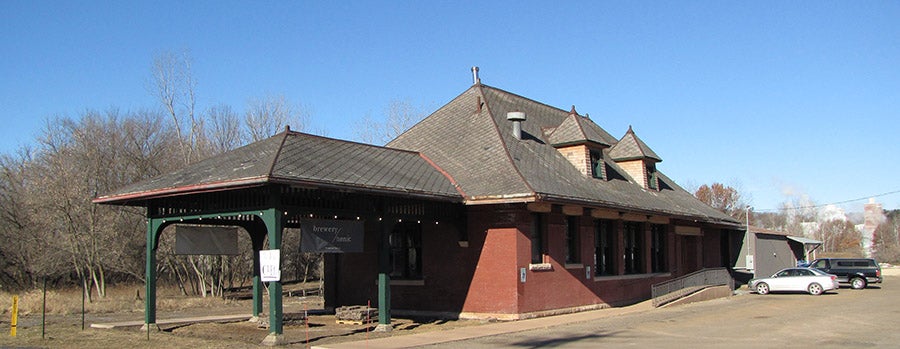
[694, 182, 750, 221]
[874, 210, 900, 263]
[815, 219, 864, 256]
[204, 104, 243, 155]
[354, 99, 424, 145]
[245, 94, 308, 142]
[150, 50, 198, 164]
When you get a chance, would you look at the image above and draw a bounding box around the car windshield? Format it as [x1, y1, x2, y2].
[807, 268, 828, 276]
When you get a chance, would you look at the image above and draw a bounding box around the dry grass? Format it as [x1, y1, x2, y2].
[0, 284, 246, 316]
[0, 282, 479, 348]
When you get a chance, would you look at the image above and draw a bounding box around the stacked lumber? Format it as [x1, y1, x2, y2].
[335, 305, 377, 324]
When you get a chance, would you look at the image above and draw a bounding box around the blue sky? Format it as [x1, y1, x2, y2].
[2, 1, 898, 212]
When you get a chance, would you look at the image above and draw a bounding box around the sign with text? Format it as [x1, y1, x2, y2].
[300, 219, 365, 253]
[260, 249, 281, 282]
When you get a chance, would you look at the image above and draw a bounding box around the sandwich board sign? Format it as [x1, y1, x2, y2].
[260, 249, 281, 282]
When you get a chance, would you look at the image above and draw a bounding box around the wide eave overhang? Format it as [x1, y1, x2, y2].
[94, 175, 463, 206]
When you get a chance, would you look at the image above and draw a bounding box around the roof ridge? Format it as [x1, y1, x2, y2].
[478, 85, 539, 197]
[281, 129, 426, 156]
[418, 153, 468, 198]
[479, 83, 572, 116]
[388, 84, 482, 147]
[267, 131, 291, 177]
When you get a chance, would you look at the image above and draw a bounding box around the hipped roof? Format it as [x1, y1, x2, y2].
[546, 109, 617, 147]
[388, 84, 738, 225]
[94, 131, 463, 205]
[609, 126, 662, 162]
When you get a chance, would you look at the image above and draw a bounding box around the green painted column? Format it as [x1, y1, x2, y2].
[377, 273, 391, 324]
[376, 222, 393, 331]
[250, 228, 265, 319]
[144, 218, 163, 328]
[261, 208, 285, 345]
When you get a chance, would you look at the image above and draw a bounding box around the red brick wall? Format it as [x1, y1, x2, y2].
[326, 205, 729, 317]
[461, 206, 520, 314]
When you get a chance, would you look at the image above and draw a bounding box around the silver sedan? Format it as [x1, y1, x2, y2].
[750, 267, 839, 296]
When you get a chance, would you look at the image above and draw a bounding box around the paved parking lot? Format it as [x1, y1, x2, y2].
[427, 272, 898, 348]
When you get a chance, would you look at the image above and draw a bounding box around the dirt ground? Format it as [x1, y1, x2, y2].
[0, 288, 483, 348]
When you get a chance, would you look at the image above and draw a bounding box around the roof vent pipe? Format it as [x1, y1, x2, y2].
[471, 66, 480, 85]
[507, 111, 526, 140]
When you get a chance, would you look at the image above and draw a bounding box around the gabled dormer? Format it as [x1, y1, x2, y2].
[609, 126, 662, 190]
[546, 106, 618, 179]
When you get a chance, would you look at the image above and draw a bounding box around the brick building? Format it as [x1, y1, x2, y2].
[96, 77, 743, 341]
[327, 80, 742, 319]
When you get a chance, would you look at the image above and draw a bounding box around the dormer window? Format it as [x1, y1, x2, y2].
[590, 150, 604, 179]
[609, 126, 663, 190]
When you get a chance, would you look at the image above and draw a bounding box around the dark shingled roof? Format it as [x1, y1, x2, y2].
[546, 110, 617, 147]
[95, 131, 462, 204]
[389, 84, 737, 225]
[609, 126, 662, 162]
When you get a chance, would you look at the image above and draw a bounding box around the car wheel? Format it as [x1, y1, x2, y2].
[756, 282, 770, 295]
[850, 277, 867, 290]
[808, 283, 823, 295]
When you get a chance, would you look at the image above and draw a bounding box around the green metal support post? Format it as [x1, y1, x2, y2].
[143, 217, 163, 331]
[250, 228, 266, 320]
[261, 207, 286, 346]
[376, 222, 394, 332]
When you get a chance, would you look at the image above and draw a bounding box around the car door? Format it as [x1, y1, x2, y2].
[767, 269, 796, 291]
[793, 269, 816, 291]
[811, 259, 831, 274]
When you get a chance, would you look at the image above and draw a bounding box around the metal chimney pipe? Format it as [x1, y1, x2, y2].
[471, 66, 480, 84]
[507, 111, 526, 140]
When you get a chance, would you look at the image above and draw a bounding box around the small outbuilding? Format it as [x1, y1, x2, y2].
[733, 225, 823, 279]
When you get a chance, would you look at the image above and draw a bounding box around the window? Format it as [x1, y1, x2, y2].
[594, 219, 616, 276]
[389, 222, 422, 279]
[647, 164, 659, 190]
[624, 222, 643, 274]
[590, 150, 604, 179]
[531, 213, 545, 264]
[565, 216, 580, 264]
[651, 224, 667, 273]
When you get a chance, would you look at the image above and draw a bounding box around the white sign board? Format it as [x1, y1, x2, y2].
[260, 249, 281, 282]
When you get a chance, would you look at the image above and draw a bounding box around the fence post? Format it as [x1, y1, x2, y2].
[10, 295, 18, 337]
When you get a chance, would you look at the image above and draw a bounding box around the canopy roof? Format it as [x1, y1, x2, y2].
[94, 130, 463, 205]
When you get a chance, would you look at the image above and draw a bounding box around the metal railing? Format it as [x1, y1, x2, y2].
[651, 267, 734, 307]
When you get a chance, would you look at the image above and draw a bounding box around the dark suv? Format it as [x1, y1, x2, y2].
[809, 258, 882, 289]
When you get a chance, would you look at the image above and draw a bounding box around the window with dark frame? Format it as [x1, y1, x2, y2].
[590, 150, 604, 179]
[651, 224, 667, 273]
[624, 222, 643, 274]
[389, 222, 422, 279]
[565, 215, 580, 264]
[594, 219, 616, 276]
[647, 164, 659, 190]
[531, 213, 544, 264]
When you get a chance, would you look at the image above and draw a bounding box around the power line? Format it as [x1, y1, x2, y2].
[755, 189, 900, 212]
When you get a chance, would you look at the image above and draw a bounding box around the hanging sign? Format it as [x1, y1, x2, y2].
[260, 249, 281, 282]
[300, 219, 365, 253]
[174, 225, 239, 255]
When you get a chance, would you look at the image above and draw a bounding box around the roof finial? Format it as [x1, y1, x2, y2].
[627, 125, 634, 134]
[570, 105, 577, 115]
[471, 66, 481, 85]
[285, 125, 291, 133]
